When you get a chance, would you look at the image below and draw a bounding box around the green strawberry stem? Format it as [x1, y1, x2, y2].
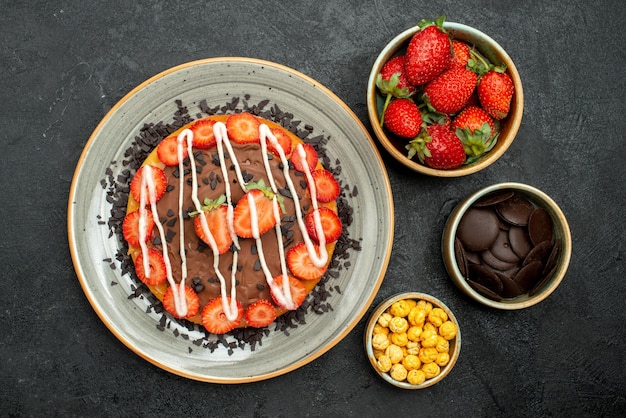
[376, 72, 412, 127]
[418, 15, 447, 31]
[468, 49, 492, 76]
[188, 194, 227, 216]
[379, 93, 393, 127]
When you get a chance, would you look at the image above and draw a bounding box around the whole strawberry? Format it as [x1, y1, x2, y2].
[405, 16, 452, 86]
[407, 124, 466, 169]
[378, 55, 415, 97]
[383, 98, 423, 138]
[452, 106, 498, 161]
[478, 68, 515, 119]
[423, 66, 478, 115]
[450, 40, 471, 69]
[376, 55, 416, 127]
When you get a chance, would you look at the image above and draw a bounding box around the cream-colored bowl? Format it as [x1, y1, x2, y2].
[364, 292, 461, 389]
[442, 182, 572, 309]
[366, 22, 524, 176]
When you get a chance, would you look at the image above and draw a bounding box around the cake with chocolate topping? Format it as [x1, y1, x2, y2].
[122, 112, 343, 335]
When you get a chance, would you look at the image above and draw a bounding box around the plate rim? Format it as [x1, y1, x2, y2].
[67, 56, 394, 383]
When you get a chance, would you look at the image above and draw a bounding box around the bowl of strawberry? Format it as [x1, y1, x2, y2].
[367, 16, 523, 176]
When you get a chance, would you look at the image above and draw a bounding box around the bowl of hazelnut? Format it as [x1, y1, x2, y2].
[442, 182, 572, 309]
[364, 292, 460, 389]
[366, 16, 523, 176]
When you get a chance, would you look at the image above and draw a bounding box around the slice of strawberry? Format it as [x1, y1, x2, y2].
[305, 207, 342, 244]
[201, 296, 244, 335]
[162, 285, 200, 319]
[268, 128, 292, 157]
[290, 143, 318, 173]
[134, 248, 168, 286]
[310, 169, 341, 203]
[226, 112, 260, 144]
[122, 210, 154, 247]
[233, 181, 282, 238]
[157, 135, 188, 166]
[245, 299, 277, 328]
[270, 274, 307, 310]
[286, 242, 327, 281]
[192, 196, 232, 254]
[130, 165, 168, 204]
[190, 119, 217, 149]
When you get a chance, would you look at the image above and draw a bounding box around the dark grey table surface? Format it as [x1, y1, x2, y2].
[2, 0, 625, 416]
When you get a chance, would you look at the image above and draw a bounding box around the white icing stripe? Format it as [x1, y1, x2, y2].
[291, 144, 328, 268]
[138, 168, 151, 276]
[213, 122, 241, 250]
[141, 165, 176, 290]
[259, 124, 279, 193]
[257, 125, 297, 308]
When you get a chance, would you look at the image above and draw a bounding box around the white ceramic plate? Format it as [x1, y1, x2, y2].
[68, 58, 394, 383]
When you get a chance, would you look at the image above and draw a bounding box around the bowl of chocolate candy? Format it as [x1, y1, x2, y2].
[442, 183, 572, 309]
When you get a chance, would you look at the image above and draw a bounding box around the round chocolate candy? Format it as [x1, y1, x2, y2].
[523, 240, 553, 267]
[481, 249, 518, 271]
[457, 208, 500, 252]
[495, 193, 534, 226]
[508, 226, 533, 259]
[528, 207, 554, 245]
[467, 280, 503, 301]
[474, 190, 515, 207]
[490, 230, 521, 264]
[497, 272, 524, 298]
[513, 261, 544, 291]
[454, 238, 469, 277]
[468, 263, 503, 294]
